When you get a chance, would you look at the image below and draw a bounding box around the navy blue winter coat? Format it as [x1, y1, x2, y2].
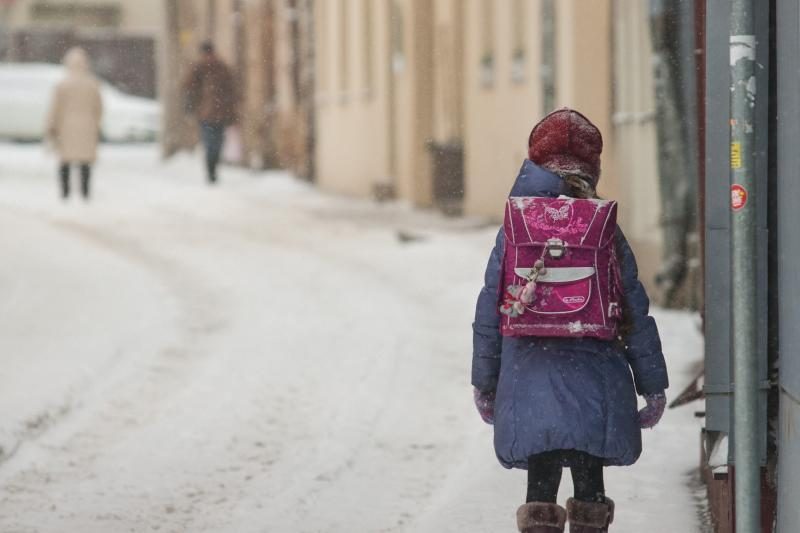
[472, 160, 669, 468]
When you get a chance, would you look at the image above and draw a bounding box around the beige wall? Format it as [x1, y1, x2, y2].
[464, 0, 614, 219]
[312, 0, 663, 293]
[554, 0, 615, 200]
[431, 0, 465, 144]
[389, 0, 412, 199]
[241, 0, 272, 169]
[112, 1, 163, 34]
[461, 0, 662, 292]
[611, 0, 662, 288]
[463, 0, 544, 219]
[207, 0, 237, 63]
[314, 0, 436, 204]
[5, 0, 162, 34]
[401, 0, 434, 206]
[315, 0, 391, 197]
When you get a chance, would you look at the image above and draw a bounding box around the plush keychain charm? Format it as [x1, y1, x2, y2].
[520, 260, 546, 305]
[499, 260, 546, 317]
[500, 285, 525, 317]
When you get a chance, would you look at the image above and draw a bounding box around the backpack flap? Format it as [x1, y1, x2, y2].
[504, 197, 617, 249]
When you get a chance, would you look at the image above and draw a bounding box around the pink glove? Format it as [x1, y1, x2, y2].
[473, 388, 496, 425]
[638, 392, 667, 429]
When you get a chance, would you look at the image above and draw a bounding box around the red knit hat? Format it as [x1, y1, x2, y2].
[528, 108, 603, 186]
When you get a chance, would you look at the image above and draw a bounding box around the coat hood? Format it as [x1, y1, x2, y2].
[63, 47, 92, 75]
[528, 107, 603, 186]
[508, 159, 568, 198]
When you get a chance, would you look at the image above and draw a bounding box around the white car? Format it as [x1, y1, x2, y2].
[0, 63, 161, 142]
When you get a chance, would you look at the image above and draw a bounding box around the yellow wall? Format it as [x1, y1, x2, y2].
[611, 0, 663, 283]
[461, 0, 661, 291]
[6, 0, 162, 34]
[402, 0, 434, 206]
[116, 0, 164, 34]
[463, 0, 614, 220]
[389, 0, 416, 202]
[554, 0, 615, 201]
[314, 0, 436, 204]
[312, 0, 663, 293]
[431, 0, 465, 144]
[314, 0, 391, 197]
[463, 0, 545, 219]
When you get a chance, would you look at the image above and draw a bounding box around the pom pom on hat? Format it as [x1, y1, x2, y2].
[528, 108, 603, 186]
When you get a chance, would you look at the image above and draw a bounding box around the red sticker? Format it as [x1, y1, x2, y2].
[731, 184, 748, 211]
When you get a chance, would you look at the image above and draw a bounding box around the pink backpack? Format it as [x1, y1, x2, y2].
[498, 196, 623, 340]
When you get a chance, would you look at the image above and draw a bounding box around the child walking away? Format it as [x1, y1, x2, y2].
[471, 108, 669, 533]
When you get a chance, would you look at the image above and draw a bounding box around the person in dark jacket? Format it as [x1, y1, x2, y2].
[183, 40, 238, 184]
[472, 108, 669, 533]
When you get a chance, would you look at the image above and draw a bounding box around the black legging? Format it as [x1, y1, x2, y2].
[60, 163, 91, 199]
[526, 450, 605, 504]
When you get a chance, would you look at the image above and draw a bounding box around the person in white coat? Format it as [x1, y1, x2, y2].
[46, 47, 103, 200]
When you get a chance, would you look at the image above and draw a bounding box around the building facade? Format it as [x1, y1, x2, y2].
[161, 0, 314, 178]
[1, 0, 162, 97]
[313, 0, 665, 294]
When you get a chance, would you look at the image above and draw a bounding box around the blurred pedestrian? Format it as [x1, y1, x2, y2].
[183, 40, 238, 184]
[46, 47, 103, 200]
[471, 108, 669, 532]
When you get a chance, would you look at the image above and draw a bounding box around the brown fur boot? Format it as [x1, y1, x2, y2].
[517, 501, 567, 532]
[566, 497, 614, 532]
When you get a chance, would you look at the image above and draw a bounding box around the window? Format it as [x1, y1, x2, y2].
[317, 0, 329, 96]
[540, 0, 557, 112]
[479, 0, 495, 87]
[339, 0, 350, 100]
[288, 0, 302, 103]
[511, 0, 526, 83]
[391, 1, 405, 74]
[30, 3, 121, 28]
[363, 0, 373, 95]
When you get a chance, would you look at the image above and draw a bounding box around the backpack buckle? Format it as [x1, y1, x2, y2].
[546, 238, 566, 259]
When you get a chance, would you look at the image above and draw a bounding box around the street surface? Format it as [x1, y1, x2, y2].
[0, 144, 703, 532]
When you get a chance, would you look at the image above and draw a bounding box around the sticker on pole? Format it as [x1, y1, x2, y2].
[731, 142, 742, 169]
[731, 184, 748, 211]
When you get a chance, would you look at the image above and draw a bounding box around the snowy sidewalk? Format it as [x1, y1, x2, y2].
[0, 143, 703, 532]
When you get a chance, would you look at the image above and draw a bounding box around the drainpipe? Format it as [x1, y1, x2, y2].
[695, 0, 706, 315]
[729, 0, 760, 531]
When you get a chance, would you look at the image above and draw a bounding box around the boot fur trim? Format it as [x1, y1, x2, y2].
[517, 501, 567, 531]
[566, 497, 615, 527]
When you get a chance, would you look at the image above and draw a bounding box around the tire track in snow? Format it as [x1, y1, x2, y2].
[157, 197, 484, 532]
[137, 200, 426, 530]
[0, 207, 232, 531]
[94, 195, 473, 532]
[0, 173, 487, 532]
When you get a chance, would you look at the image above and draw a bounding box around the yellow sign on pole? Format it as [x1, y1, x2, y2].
[731, 142, 742, 169]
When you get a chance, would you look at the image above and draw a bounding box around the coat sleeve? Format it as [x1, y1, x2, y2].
[616, 230, 669, 395]
[46, 84, 63, 140]
[224, 64, 240, 123]
[93, 83, 103, 129]
[182, 63, 202, 113]
[471, 229, 504, 392]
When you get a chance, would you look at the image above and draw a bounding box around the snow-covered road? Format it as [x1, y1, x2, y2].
[0, 144, 704, 532]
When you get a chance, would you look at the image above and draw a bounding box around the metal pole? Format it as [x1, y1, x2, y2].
[730, 0, 760, 531]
